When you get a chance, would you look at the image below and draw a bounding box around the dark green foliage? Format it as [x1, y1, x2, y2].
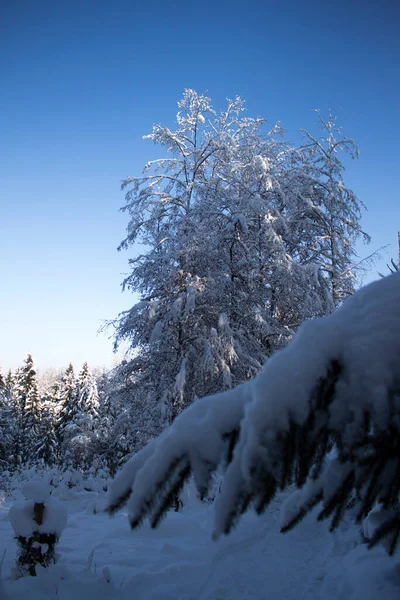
[16, 531, 58, 576]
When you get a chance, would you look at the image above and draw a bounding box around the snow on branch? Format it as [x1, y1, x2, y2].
[107, 381, 253, 519]
[107, 273, 400, 553]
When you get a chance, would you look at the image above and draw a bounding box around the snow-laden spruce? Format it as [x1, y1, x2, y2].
[0, 369, 17, 467]
[11, 355, 41, 465]
[107, 273, 400, 554]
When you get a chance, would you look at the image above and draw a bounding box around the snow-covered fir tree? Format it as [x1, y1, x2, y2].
[49, 379, 61, 404]
[5, 369, 14, 393]
[33, 375, 62, 464]
[0, 368, 15, 467]
[111, 90, 368, 438]
[56, 363, 79, 458]
[37, 367, 62, 401]
[64, 362, 101, 467]
[77, 362, 99, 419]
[34, 400, 58, 465]
[55, 362, 101, 468]
[0, 368, 19, 468]
[13, 355, 41, 464]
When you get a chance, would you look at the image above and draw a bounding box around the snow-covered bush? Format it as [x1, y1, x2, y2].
[1, 464, 112, 505]
[9, 480, 67, 576]
[107, 273, 400, 555]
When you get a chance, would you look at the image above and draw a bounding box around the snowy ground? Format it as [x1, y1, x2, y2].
[0, 483, 399, 600]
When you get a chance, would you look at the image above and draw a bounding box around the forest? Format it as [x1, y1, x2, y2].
[1, 90, 376, 479]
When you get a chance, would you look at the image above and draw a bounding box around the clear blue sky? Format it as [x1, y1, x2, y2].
[1, 0, 399, 372]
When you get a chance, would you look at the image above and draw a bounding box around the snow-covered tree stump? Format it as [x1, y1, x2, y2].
[9, 481, 67, 576]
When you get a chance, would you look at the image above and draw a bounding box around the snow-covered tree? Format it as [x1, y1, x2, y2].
[56, 363, 79, 454]
[0, 369, 16, 467]
[112, 90, 368, 433]
[13, 355, 41, 464]
[107, 272, 400, 555]
[102, 408, 135, 474]
[37, 367, 63, 402]
[56, 362, 101, 468]
[93, 364, 142, 468]
[34, 404, 58, 465]
[5, 369, 14, 392]
[77, 362, 99, 420]
[49, 379, 61, 405]
[62, 362, 101, 467]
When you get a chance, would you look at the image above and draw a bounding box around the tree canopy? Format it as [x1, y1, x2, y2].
[111, 90, 369, 437]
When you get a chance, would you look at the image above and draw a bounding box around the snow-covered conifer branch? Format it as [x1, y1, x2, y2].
[107, 273, 400, 554]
